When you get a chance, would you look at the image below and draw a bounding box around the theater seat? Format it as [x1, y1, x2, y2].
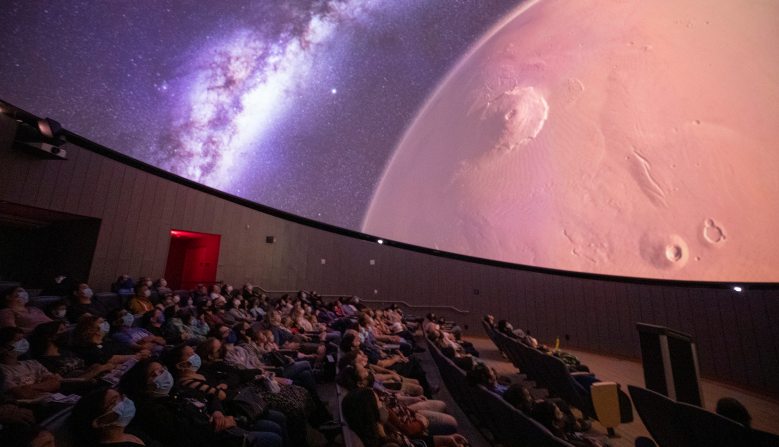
[674, 401, 749, 447]
[590, 382, 621, 435]
[628, 385, 690, 447]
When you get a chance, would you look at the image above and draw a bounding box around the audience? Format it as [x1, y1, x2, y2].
[0, 278, 512, 447]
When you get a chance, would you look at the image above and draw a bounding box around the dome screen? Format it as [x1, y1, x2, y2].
[2, 0, 778, 281]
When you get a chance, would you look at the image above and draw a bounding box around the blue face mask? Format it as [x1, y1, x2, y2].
[14, 338, 30, 355]
[187, 353, 201, 372]
[152, 369, 174, 396]
[104, 397, 136, 427]
[121, 313, 135, 327]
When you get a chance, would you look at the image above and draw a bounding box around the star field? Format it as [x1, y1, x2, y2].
[0, 0, 522, 229]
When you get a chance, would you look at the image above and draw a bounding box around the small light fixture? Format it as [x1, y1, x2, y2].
[377, 239, 384, 245]
[732, 286, 743, 292]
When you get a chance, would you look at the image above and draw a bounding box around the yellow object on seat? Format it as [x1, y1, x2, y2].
[591, 381, 621, 433]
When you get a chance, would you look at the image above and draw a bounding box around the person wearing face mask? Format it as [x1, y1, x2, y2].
[70, 387, 154, 447]
[68, 283, 110, 323]
[0, 287, 52, 334]
[153, 278, 171, 297]
[0, 327, 62, 400]
[44, 299, 69, 324]
[222, 297, 254, 325]
[108, 309, 165, 355]
[119, 359, 283, 447]
[166, 345, 291, 442]
[71, 315, 147, 367]
[29, 321, 115, 388]
[129, 285, 155, 316]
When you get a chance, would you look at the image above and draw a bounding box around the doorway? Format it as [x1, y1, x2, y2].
[163, 229, 221, 290]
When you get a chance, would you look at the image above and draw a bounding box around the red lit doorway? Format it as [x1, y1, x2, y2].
[164, 229, 221, 290]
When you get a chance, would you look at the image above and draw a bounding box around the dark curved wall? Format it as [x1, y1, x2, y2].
[1, 113, 777, 398]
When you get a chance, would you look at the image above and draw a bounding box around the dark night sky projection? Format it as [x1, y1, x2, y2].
[0, 0, 521, 229]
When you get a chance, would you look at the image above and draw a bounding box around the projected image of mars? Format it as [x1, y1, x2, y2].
[364, 0, 779, 281]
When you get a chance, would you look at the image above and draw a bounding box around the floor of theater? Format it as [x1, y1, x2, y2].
[322, 335, 779, 447]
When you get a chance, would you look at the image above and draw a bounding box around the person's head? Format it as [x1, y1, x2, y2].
[28, 320, 66, 358]
[45, 299, 69, 320]
[340, 332, 359, 353]
[120, 359, 174, 400]
[503, 383, 534, 413]
[530, 400, 565, 434]
[716, 397, 751, 428]
[166, 344, 201, 376]
[73, 315, 110, 346]
[134, 283, 150, 299]
[233, 321, 252, 343]
[341, 388, 385, 446]
[336, 363, 374, 391]
[266, 309, 281, 326]
[70, 388, 135, 445]
[467, 362, 497, 388]
[2, 286, 29, 309]
[197, 337, 223, 363]
[338, 350, 360, 371]
[144, 307, 165, 327]
[155, 278, 168, 289]
[497, 320, 513, 333]
[108, 309, 135, 331]
[209, 323, 231, 342]
[0, 326, 27, 362]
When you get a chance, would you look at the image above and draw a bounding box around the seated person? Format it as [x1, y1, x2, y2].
[0, 327, 61, 400]
[221, 297, 254, 326]
[342, 387, 468, 447]
[0, 386, 55, 447]
[68, 283, 110, 323]
[29, 321, 114, 383]
[531, 400, 605, 447]
[152, 278, 171, 297]
[44, 299, 69, 325]
[108, 309, 165, 355]
[111, 274, 135, 295]
[163, 308, 207, 345]
[139, 308, 167, 338]
[337, 358, 457, 437]
[70, 315, 143, 367]
[0, 287, 52, 334]
[716, 397, 752, 428]
[128, 284, 155, 316]
[339, 350, 424, 397]
[70, 387, 158, 447]
[165, 344, 295, 445]
[119, 359, 283, 447]
[466, 362, 508, 395]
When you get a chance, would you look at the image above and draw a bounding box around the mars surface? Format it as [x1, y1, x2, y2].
[363, 0, 779, 281]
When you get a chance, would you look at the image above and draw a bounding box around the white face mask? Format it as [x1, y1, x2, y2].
[143, 289, 151, 298]
[83, 287, 94, 299]
[16, 290, 29, 305]
[54, 309, 67, 319]
[210, 293, 220, 300]
[146, 280, 153, 287]
[159, 280, 167, 287]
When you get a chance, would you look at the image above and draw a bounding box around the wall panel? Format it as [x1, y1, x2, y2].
[1, 115, 777, 398]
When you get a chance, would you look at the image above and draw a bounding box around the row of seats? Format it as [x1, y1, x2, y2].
[629, 385, 779, 447]
[483, 321, 633, 423]
[425, 333, 574, 447]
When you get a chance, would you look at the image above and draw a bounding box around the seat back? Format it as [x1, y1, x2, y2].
[628, 385, 690, 447]
[590, 381, 621, 428]
[674, 401, 749, 447]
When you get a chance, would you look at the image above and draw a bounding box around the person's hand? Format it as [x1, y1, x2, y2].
[210, 411, 236, 432]
[216, 383, 228, 390]
[274, 377, 293, 386]
[434, 434, 469, 447]
[30, 430, 55, 447]
[136, 349, 151, 359]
